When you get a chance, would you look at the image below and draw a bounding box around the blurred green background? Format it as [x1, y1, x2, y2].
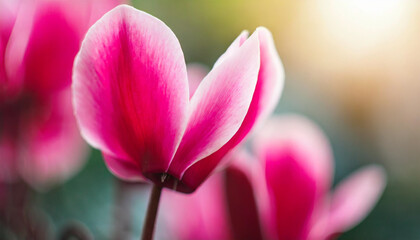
[35, 0, 420, 239]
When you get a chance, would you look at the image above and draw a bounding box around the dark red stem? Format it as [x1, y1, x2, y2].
[141, 184, 162, 240]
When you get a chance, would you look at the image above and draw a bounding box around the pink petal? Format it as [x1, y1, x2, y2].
[179, 28, 284, 192]
[264, 145, 317, 240]
[254, 115, 334, 198]
[102, 153, 145, 182]
[73, 5, 189, 180]
[19, 89, 88, 191]
[0, 0, 21, 98]
[7, 1, 81, 97]
[0, 0, 16, 81]
[159, 172, 231, 240]
[253, 115, 334, 240]
[186, 63, 209, 98]
[324, 165, 386, 238]
[224, 151, 266, 240]
[167, 31, 261, 189]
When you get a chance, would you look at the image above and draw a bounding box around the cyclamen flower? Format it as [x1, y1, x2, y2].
[0, 0, 121, 190]
[161, 115, 386, 240]
[72, 5, 284, 193]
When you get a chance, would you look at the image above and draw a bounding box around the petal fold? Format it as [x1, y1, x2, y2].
[168, 31, 261, 181]
[181, 28, 284, 191]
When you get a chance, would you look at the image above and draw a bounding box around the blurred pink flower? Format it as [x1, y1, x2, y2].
[0, 0, 122, 190]
[161, 115, 386, 240]
[72, 5, 284, 193]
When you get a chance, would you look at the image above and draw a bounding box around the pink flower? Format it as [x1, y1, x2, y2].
[161, 115, 386, 239]
[72, 5, 284, 192]
[0, 0, 121, 190]
[254, 115, 386, 240]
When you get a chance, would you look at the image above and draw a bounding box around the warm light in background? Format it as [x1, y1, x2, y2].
[274, 0, 420, 181]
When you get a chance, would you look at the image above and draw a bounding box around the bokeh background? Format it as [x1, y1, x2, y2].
[8, 0, 420, 239]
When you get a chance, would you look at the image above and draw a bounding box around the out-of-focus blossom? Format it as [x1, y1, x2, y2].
[0, 0, 122, 190]
[255, 115, 386, 240]
[161, 115, 386, 239]
[72, 5, 284, 193]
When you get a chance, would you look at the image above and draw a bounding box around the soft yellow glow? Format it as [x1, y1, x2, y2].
[318, 0, 409, 58]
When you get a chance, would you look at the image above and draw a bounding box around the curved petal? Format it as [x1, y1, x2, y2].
[254, 115, 334, 197]
[19, 89, 88, 191]
[6, 1, 80, 97]
[264, 144, 317, 240]
[0, 0, 17, 82]
[252, 115, 334, 239]
[102, 153, 145, 182]
[324, 165, 386, 238]
[158, 172, 231, 240]
[73, 5, 189, 179]
[167, 31, 260, 187]
[0, 0, 21, 98]
[181, 28, 284, 192]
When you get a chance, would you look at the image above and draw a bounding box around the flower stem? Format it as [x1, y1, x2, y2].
[141, 184, 162, 240]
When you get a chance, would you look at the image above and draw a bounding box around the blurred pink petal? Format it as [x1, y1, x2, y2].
[0, 0, 20, 98]
[22, 2, 80, 96]
[102, 153, 145, 182]
[254, 115, 334, 198]
[181, 27, 284, 192]
[253, 115, 333, 239]
[159, 173, 231, 240]
[324, 165, 386, 238]
[264, 144, 317, 240]
[186, 63, 209, 98]
[73, 5, 190, 179]
[18, 90, 88, 190]
[169, 32, 260, 181]
[0, 0, 120, 189]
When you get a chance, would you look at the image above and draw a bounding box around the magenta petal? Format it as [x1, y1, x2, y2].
[325, 165, 386, 237]
[19, 90, 88, 190]
[254, 115, 334, 197]
[0, 0, 17, 82]
[168, 32, 261, 182]
[264, 145, 317, 240]
[254, 115, 334, 240]
[102, 153, 145, 182]
[73, 5, 189, 179]
[19, 2, 80, 96]
[0, 0, 21, 97]
[180, 28, 284, 191]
